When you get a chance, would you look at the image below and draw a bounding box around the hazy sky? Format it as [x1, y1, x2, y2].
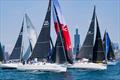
[0, 0, 120, 54]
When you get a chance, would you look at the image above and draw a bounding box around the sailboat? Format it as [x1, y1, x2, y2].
[68, 7, 107, 70]
[103, 31, 117, 65]
[22, 14, 37, 63]
[17, 0, 67, 72]
[0, 19, 24, 69]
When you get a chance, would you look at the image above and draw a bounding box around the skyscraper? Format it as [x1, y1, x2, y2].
[73, 28, 80, 56]
[2, 45, 9, 62]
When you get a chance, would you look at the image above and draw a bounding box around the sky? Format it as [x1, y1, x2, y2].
[0, 0, 120, 54]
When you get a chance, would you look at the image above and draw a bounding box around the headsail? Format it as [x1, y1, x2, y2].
[9, 19, 24, 60]
[0, 42, 4, 61]
[22, 41, 32, 62]
[52, 0, 73, 64]
[22, 14, 37, 61]
[29, 0, 51, 61]
[103, 31, 110, 60]
[103, 31, 115, 60]
[25, 14, 37, 49]
[76, 6, 96, 61]
[93, 16, 105, 63]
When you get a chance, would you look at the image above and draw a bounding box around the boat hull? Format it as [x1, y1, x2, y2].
[17, 63, 67, 72]
[0, 63, 21, 69]
[68, 62, 107, 70]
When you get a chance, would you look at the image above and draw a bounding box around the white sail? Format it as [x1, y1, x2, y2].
[25, 14, 37, 49]
[22, 14, 37, 61]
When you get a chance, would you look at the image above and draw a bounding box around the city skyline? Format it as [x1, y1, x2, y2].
[0, 0, 120, 54]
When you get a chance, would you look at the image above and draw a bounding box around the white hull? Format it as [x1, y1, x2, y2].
[0, 63, 21, 69]
[68, 62, 107, 70]
[17, 62, 67, 72]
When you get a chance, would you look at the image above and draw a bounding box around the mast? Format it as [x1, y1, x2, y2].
[50, 36, 54, 49]
[29, 0, 51, 61]
[93, 16, 105, 63]
[9, 19, 24, 61]
[76, 6, 96, 61]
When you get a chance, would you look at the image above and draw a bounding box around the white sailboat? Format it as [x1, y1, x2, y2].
[17, 0, 67, 72]
[68, 6, 107, 70]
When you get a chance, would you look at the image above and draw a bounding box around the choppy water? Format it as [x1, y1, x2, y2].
[0, 62, 120, 80]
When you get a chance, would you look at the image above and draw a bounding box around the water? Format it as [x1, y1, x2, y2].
[0, 62, 120, 80]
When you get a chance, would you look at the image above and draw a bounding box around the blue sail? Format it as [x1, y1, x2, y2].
[104, 32, 115, 60]
[105, 32, 110, 55]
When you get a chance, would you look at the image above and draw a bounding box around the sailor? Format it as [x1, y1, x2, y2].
[103, 60, 107, 64]
[42, 59, 47, 65]
[34, 58, 38, 63]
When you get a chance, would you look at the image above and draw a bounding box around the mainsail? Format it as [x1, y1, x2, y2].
[29, 0, 51, 61]
[52, 0, 73, 64]
[9, 19, 24, 60]
[103, 31, 115, 60]
[76, 6, 96, 60]
[0, 42, 4, 61]
[22, 14, 37, 61]
[93, 16, 105, 63]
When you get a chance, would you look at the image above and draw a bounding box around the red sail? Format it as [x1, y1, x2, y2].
[52, 0, 73, 64]
[54, 22, 72, 51]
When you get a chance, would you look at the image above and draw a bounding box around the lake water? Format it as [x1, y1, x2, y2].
[0, 62, 120, 80]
